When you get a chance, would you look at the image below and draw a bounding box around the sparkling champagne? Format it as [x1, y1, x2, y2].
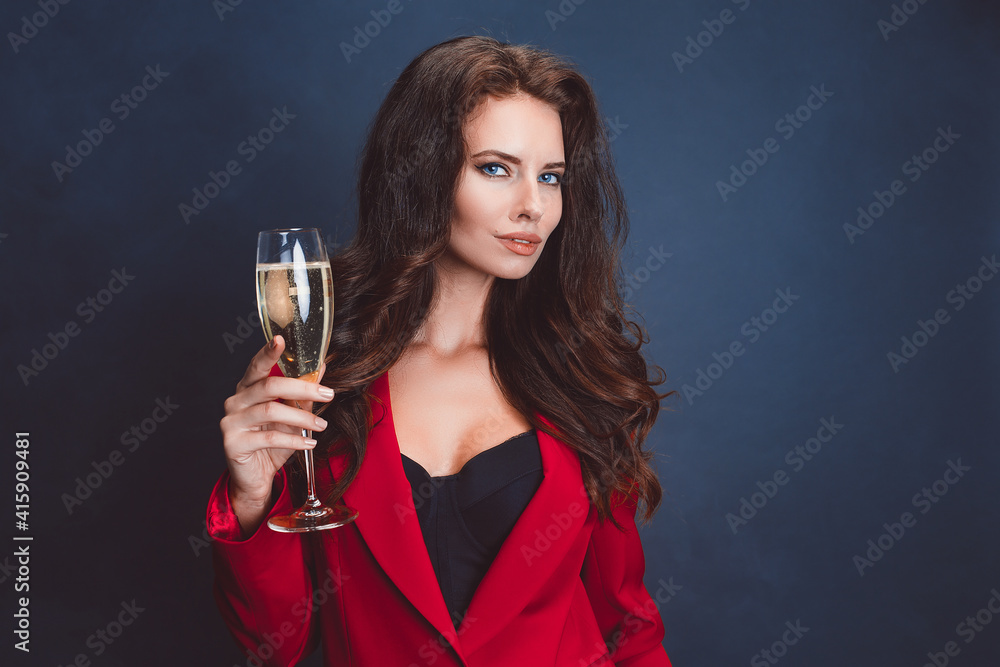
[255, 228, 355, 532]
[255, 261, 333, 381]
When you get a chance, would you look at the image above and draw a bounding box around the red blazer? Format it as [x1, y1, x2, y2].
[207, 369, 671, 666]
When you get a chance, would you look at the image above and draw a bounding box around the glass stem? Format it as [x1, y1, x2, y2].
[301, 429, 322, 509]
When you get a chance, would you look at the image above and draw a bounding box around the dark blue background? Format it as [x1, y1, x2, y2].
[1, 0, 998, 665]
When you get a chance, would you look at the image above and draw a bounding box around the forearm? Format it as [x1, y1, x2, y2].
[229, 477, 277, 538]
[207, 468, 320, 665]
[582, 494, 671, 666]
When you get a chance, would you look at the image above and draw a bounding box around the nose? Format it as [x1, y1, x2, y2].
[511, 178, 544, 222]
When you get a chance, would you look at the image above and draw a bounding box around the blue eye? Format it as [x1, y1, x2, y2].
[479, 163, 509, 177]
[539, 173, 561, 185]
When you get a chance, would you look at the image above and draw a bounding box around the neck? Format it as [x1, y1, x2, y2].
[413, 251, 494, 356]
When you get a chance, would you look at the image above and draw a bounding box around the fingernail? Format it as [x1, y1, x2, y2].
[314, 417, 328, 429]
[304, 438, 317, 447]
[317, 386, 335, 399]
[268, 337, 277, 350]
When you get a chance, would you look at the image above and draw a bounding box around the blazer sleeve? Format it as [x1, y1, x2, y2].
[206, 467, 320, 666]
[580, 489, 672, 667]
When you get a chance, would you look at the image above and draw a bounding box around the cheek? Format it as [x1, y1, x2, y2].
[455, 179, 508, 231]
[548, 192, 563, 229]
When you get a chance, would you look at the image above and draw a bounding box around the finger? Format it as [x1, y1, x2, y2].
[226, 374, 334, 414]
[289, 397, 315, 416]
[236, 335, 285, 392]
[226, 398, 329, 435]
[308, 361, 332, 414]
[227, 430, 317, 463]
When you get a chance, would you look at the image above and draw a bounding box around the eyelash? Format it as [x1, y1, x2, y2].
[476, 162, 562, 186]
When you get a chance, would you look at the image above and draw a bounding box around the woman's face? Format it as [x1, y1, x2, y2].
[443, 93, 565, 281]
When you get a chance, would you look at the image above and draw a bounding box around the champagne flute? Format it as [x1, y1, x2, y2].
[256, 228, 358, 532]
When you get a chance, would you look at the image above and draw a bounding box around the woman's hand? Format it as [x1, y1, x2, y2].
[219, 335, 335, 535]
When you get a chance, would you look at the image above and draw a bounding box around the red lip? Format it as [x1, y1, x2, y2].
[496, 232, 542, 243]
[497, 237, 539, 256]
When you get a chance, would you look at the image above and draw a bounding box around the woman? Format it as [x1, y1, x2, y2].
[208, 35, 674, 666]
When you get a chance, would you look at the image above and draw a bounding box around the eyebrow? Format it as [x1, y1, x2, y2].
[470, 149, 565, 171]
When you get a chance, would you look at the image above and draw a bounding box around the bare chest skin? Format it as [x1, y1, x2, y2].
[388, 346, 533, 477]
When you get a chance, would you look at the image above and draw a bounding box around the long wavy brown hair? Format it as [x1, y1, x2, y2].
[307, 35, 673, 528]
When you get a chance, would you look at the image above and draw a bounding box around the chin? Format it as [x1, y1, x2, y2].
[443, 244, 544, 281]
[494, 253, 545, 280]
[465, 261, 531, 282]
[497, 266, 534, 281]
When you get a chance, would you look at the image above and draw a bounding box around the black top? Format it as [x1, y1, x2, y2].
[400, 429, 543, 629]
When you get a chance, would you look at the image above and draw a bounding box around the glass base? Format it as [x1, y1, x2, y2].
[268, 503, 359, 533]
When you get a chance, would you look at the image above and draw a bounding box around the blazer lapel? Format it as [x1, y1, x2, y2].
[328, 370, 463, 654]
[327, 370, 591, 659]
[460, 413, 590, 655]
